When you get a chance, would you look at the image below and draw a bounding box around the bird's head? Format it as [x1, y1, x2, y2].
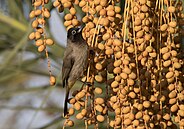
[67, 26, 84, 43]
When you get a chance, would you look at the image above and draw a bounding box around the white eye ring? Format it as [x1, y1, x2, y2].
[72, 30, 76, 35]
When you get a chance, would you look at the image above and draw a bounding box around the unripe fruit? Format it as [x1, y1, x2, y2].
[134, 26, 142, 32]
[161, 47, 169, 54]
[64, 14, 73, 20]
[110, 121, 115, 127]
[115, 51, 122, 58]
[29, 11, 35, 18]
[76, 113, 84, 119]
[115, 6, 121, 13]
[168, 6, 176, 13]
[81, 109, 87, 116]
[133, 6, 139, 14]
[100, 0, 107, 6]
[34, 0, 42, 7]
[102, 33, 110, 40]
[143, 101, 151, 108]
[136, 30, 144, 38]
[160, 24, 168, 31]
[115, 108, 121, 115]
[145, 34, 152, 41]
[123, 107, 131, 114]
[133, 120, 139, 126]
[139, 0, 147, 5]
[79, 1, 86, 7]
[115, 117, 121, 125]
[49, 76, 56, 85]
[110, 96, 117, 103]
[32, 20, 39, 28]
[163, 60, 171, 67]
[105, 48, 113, 55]
[169, 90, 177, 98]
[111, 81, 119, 88]
[38, 45, 45, 52]
[70, 7, 76, 15]
[29, 32, 35, 40]
[173, 62, 181, 69]
[37, 27, 44, 34]
[95, 87, 103, 94]
[163, 52, 170, 60]
[128, 91, 136, 98]
[97, 115, 105, 122]
[143, 114, 150, 122]
[169, 98, 177, 104]
[114, 60, 122, 67]
[72, 19, 79, 26]
[166, 72, 174, 79]
[95, 104, 103, 112]
[94, 0, 100, 5]
[124, 119, 131, 126]
[69, 98, 76, 104]
[46, 39, 54, 45]
[135, 111, 143, 119]
[169, 21, 177, 28]
[95, 63, 103, 70]
[127, 47, 134, 53]
[100, 9, 106, 16]
[95, 98, 104, 104]
[107, 10, 115, 16]
[163, 113, 170, 120]
[134, 17, 141, 26]
[141, 5, 149, 12]
[74, 102, 81, 110]
[82, 16, 88, 23]
[129, 72, 137, 79]
[63, 2, 72, 8]
[113, 39, 121, 46]
[137, 104, 143, 110]
[95, 75, 103, 82]
[67, 120, 74, 127]
[98, 43, 105, 50]
[171, 104, 178, 112]
[76, 91, 85, 99]
[123, 67, 131, 74]
[35, 39, 43, 46]
[68, 108, 75, 115]
[53, 0, 60, 7]
[43, 10, 50, 18]
[35, 32, 41, 39]
[179, 110, 184, 117]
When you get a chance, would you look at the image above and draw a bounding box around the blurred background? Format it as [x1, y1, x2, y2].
[0, 1, 184, 129]
[0, 0, 73, 129]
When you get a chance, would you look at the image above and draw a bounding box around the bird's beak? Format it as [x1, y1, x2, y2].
[77, 25, 85, 33]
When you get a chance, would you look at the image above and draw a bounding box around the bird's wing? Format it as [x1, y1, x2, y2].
[61, 48, 74, 88]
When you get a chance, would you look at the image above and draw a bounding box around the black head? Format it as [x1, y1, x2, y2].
[67, 26, 84, 43]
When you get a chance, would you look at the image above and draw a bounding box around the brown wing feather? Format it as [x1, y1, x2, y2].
[61, 48, 74, 88]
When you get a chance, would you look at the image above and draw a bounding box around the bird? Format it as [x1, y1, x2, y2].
[62, 26, 88, 117]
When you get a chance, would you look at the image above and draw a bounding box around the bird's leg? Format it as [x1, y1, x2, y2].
[78, 79, 92, 86]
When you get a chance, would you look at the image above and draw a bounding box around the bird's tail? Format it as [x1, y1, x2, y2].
[64, 87, 69, 117]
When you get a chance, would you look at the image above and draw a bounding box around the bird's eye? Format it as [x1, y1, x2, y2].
[72, 30, 76, 35]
